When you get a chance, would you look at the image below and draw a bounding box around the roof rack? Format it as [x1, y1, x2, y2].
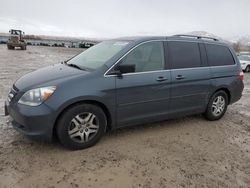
[174, 34, 219, 41]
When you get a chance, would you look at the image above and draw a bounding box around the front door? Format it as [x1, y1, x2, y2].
[111, 41, 171, 127]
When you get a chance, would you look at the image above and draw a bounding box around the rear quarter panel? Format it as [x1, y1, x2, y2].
[208, 46, 244, 104]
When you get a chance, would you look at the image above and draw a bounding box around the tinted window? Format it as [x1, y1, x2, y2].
[205, 44, 235, 66]
[168, 41, 201, 69]
[120, 41, 165, 73]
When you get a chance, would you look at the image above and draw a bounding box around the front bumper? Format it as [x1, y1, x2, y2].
[5, 100, 55, 142]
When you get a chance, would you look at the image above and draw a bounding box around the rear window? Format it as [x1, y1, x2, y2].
[205, 44, 235, 66]
[168, 41, 201, 69]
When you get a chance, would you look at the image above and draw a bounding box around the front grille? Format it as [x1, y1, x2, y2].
[7, 85, 18, 102]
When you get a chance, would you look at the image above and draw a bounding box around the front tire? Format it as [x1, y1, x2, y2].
[56, 104, 107, 150]
[205, 90, 228, 121]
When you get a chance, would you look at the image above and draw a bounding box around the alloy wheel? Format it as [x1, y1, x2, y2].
[211, 96, 225, 117]
[68, 112, 99, 143]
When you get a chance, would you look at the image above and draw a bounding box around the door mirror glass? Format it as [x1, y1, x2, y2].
[115, 64, 136, 74]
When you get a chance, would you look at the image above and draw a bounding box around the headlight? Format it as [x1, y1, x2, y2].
[18, 86, 56, 106]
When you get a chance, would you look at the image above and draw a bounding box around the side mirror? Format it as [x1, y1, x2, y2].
[116, 64, 135, 74]
[108, 64, 135, 77]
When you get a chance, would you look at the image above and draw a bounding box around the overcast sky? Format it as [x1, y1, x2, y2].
[0, 0, 250, 39]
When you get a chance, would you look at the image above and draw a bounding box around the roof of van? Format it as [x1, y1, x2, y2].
[115, 35, 226, 45]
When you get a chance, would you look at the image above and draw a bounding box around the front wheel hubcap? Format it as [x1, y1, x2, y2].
[211, 96, 225, 116]
[68, 112, 99, 143]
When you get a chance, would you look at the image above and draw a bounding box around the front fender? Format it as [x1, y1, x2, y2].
[44, 74, 116, 130]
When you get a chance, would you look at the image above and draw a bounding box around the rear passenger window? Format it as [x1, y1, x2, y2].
[205, 44, 235, 66]
[168, 41, 201, 69]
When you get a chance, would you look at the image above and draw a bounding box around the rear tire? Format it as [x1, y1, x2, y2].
[205, 90, 228, 121]
[56, 104, 107, 150]
[246, 65, 250, 72]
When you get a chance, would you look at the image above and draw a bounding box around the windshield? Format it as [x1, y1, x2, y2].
[238, 55, 250, 61]
[67, 40, 130, 70]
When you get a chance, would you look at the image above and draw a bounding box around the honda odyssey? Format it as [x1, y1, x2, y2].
[5, 35, 244, 150]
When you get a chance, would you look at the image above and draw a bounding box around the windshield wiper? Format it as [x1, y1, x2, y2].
[62, 61, 91, 71]
[61, 60, 68, 64]
[67, 63, 83, 70]
[67, 63, 91, 71]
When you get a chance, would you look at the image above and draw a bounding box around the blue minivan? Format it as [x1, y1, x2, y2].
[5, 35, 244, 150]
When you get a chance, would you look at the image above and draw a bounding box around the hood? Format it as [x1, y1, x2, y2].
[239, 60, 249, 64]
[15, 63, 87, 90]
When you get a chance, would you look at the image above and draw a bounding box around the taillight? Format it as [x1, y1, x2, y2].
[239, 71, 244, 81]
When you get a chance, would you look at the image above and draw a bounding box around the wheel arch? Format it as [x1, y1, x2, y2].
[53, 100, 113, 140]
[210, 87, 231, 104]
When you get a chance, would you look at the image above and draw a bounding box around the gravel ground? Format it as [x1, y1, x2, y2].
[0, 45, 250, 188]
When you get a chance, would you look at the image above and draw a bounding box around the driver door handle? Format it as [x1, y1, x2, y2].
[176, 75, 186, 80]
[156, 76, 168, 82]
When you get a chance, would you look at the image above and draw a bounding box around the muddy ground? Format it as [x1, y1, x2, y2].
[0, 45, 250, 188]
